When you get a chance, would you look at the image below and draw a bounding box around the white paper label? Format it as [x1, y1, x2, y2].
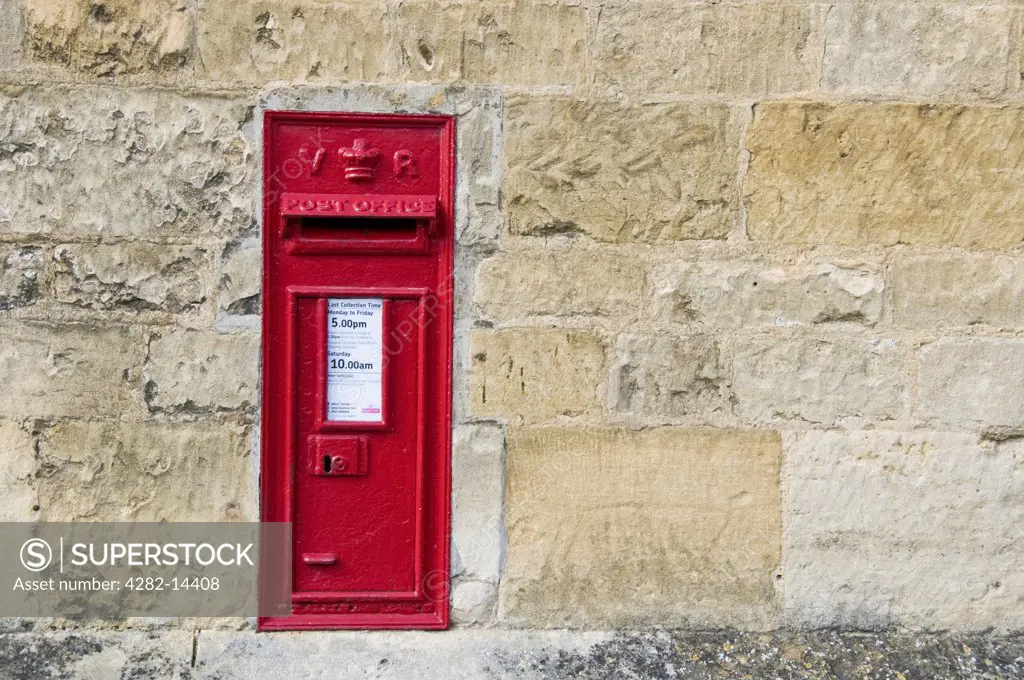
[326, 298, 384, 422]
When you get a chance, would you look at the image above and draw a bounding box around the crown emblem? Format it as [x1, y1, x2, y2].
[338, 138, 380, 182]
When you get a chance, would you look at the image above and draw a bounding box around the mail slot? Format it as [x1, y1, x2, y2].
[260, 112, 455, 630]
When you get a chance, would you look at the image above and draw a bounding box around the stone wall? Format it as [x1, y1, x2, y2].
[1, 0, 1023, 634]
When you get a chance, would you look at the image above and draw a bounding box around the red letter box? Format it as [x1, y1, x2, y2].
[260, 112, 454, 630]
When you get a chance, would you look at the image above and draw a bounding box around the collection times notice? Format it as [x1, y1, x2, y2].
[326, 298, 384, 422]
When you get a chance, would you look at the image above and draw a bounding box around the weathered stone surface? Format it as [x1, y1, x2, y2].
[389, 2, 459, 83]
[451, 580, 496, 626]
[0, 420, 38, 521]
[146, 329, 259, 412]
[218, 241, 260, 316]
[0, 245, 44, 310]
[475, 249, 648, 319]
[38, 420, 254, 521]
[823, 6, 1012, 98]
[610, 334, 729, 418]
[200, 1, 586, 87]
[202, 629, 1024, 678]
[469, 328, 605, 423]
[5, 629, 1024, 679]
[397, 1, 587, 87]
[194, 629, 609, 679]
[455, 101, 501, 245]
[25, 0, 193, 76]
[53, 243, 211, 314]
[199, 1, 394, 83]
[5, 4, 1024, 641]
[0, 86, 252, 240]
[784, 431, 1024, 630]
[462, 2, 585, 86]
[1015, 12, 1024, 96]
[0, 321, 143, 418]
[0, 0, 21, 70]
[891, 254, 1024, 328]
[0, 631, 194, 678]
[595, 4, 820, 96]
[505, 97, 740, 243]
[746, 104, 1024, 249]
[654, 260, 884, 327]
[501, 427, 781, 628]
[733, 335, 907, 426]
[451, 424, 503, 583]
[917, 339, 1024, 428]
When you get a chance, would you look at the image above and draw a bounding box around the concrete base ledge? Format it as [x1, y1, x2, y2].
[1, 629, 1023, 679]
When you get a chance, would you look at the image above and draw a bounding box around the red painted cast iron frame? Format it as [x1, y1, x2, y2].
[259, 112, 455, 630]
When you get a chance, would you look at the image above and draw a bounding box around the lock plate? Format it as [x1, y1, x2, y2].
[307, 435, 368, 476]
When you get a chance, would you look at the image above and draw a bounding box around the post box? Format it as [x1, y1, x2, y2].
[260, 112, 454, 630]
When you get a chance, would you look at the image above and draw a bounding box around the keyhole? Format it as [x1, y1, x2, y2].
[323, 455, 332, 473]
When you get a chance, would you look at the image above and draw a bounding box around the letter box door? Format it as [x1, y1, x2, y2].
[260, 112, 454, 630]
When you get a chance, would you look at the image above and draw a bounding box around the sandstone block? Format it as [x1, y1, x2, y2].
[1016, 13, 1024, 95]
[0, 420, 38, 521]
[917, 339, 1024, 428]
[199, 1, 394, 83]
[733, 335, 907, 426]
[475, 249, 648, 319]
[199, 1, 587, 87]
[455, 102, 501, 246]
[595, 4, 820, 96]
[610, 334, 729, 418]
[746, 104, 1024, 249]
[500, 427, 781, 628]
[25, 0, 193, 76]
[53, 243, 211, 314]
[451, 424, 504, 583]
[0, 0, 21, 70]
[654, 260, 883, 327]
[784, 431, 1024, 630]
[389, 2, 459, 83]
[0, 86, 253, 240]
[397, 1, 587, 87]
[146, 329, 259, 412]
[469, 328, 605, 423]
[0, 245, 44, 311]
[505, 97, 740, 243]
[451, 580, 496, 626]
[38, 420, 254, 521]
[823, 6, 1012, 98]
[218, 242, 261, 316]
[0, 322, 143, 418]
[891, 254, 1024, 328]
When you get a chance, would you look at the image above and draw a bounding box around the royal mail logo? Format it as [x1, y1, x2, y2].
[338, 138, 381, 182]
[287, 138, 420, 185]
